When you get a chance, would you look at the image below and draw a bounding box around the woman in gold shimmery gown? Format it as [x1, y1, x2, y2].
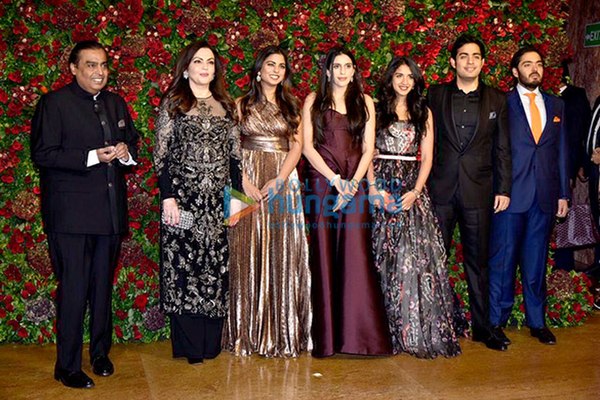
[223, 46, 312, 357]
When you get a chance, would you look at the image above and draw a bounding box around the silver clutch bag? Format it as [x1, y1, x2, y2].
[162, 209, 194, 230]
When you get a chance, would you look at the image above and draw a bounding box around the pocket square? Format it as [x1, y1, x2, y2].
[118, 119, 126, 129]
[553, 116, 561, 123]
[489, 111, 497, 119]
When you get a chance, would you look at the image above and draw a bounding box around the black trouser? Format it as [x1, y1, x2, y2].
[48, 233, 120, 372]
[169, 314, 224, 359]
[433, 196, 492, 335]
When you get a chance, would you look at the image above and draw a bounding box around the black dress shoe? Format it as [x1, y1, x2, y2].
[491, 326, 511, 346]
[530, 327, 556, 345]
[54, 369, 95, 389]
[187, 357, 204, 364]
[91, 356, 114, 376]
[472, 331, 508, 351]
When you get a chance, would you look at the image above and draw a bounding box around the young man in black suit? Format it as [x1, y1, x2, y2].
[427, 34, 512, 351]
[31, 41, 139, 388]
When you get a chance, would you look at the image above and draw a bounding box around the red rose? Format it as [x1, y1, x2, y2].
[232, 64, 244, 74]
[133, 294, 148, 312]
[235, 75, 250, 89]
[1, 174, 15, 184]
[17, 327, 29, 338]
[129, 221, 141, 230]
[133, 325, 142, 340]
[115, 310, 127, 320]
[207, 34, 219, 47]
[8, 70, 23, 83]
[24, 282, 37, 296]
[115, 325, 123, 338]
[573, 303, 582, 312]
[554, 303, 562, 310]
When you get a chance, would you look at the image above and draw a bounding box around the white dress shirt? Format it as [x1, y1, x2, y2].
[587, 102, 600, 155]
[86, 92, 136, 167]
[517, 83, 547, 133]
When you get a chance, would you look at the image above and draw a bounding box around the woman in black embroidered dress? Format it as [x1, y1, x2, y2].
[153, 41, 241, 364]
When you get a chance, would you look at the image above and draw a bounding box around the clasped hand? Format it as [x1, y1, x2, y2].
[369, 188, 402, 214]
[242, 176, 284, 203]
[333, 178, 358, 212]
[96, 142, 129, 163]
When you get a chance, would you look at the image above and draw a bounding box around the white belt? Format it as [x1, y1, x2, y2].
[375, 154, 417, 161]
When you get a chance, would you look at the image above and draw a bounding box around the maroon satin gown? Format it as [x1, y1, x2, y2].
[305, 109, 392, 357]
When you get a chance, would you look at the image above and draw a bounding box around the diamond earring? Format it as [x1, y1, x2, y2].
[183, 71, 189, 79]
[256, 72, 261, 82]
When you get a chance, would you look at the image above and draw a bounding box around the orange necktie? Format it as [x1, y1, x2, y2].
[525, 92, 542, 143]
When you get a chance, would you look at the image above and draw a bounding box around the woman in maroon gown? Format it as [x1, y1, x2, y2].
[301, 48, 392, 357]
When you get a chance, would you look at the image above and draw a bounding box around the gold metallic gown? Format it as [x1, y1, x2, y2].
[223, 101, 312, 357]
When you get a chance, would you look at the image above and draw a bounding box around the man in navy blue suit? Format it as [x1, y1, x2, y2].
[488, 45, 570, 346]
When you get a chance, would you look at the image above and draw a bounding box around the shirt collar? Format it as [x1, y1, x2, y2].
[69, 80, 102, 100]
[451, 79, 481, 96]
[517, 83, 542, 99]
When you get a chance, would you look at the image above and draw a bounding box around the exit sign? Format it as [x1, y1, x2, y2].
[585, 22, 600, 48]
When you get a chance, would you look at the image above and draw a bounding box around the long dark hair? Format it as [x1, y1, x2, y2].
[239, 46, 300, 139]
[161, 41, 234, 118]
[376, 57, 428, 144]
[311, 47, 367, 145]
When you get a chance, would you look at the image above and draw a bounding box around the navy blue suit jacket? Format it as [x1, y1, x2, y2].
[505, 89, 569, 214]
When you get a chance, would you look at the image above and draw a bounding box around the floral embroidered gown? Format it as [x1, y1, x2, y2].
[153, 96, 241, 359]
[371, 120, 461, 358]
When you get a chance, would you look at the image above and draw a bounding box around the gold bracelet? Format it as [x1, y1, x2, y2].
[412, 188, 421, 198]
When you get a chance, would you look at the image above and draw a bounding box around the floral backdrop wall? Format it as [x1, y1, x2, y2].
[0, 0, 594, 344]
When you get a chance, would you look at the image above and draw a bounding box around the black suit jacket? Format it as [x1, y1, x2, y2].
[427, 82, 511, 208]
[31, 81, 139, 235]
[586, 97, 600, 226]
[561, 84, 591, 179]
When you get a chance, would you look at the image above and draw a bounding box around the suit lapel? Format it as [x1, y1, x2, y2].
[441, 86, 462, 150]
[508, 90, 536, 144]
[538, 93, 554, 145]
[464, 84, 488, 150]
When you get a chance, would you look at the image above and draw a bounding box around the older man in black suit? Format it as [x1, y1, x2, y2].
[427, 34, 512, 351]
[31, 41, 139, 388]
